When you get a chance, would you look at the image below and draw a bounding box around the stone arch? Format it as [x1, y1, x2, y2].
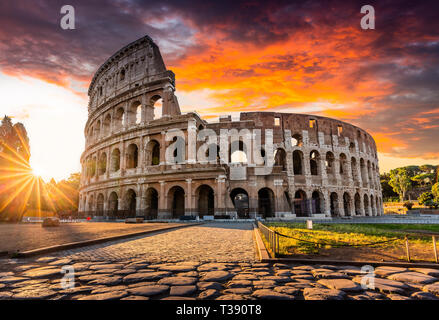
[230, 140, 248, 164]
[145, 139, 160, 166]
[110, 148, 121, 172]
[294, 189, 307, 217]
[128, 101, 142, 126]
[196, 185, 215, 217]
[325, 151, 335, 175]
[96, 193, 104, 216]
[310, 150, 320, 176]
[168, 186, 185, 218]
[115, 107, 125, 130]
[291, 133, 303, 147]
[339, 153, 347, 177]
[258, 187, 275, 218]
[370, 194, 376, 216]
[108, 191, 119, 217]
[343, 192, 351, 216]
[354, 192, 362, 216]
[312, 190, 324, 214]
[230, 188, 249, 218]
[364, 194, 370, 216]
[360, 158, 367, 184]
[293, 150, 303, 175]
[144, 187, 159, 219]
[351, 157, 359, 182]
[90, 156, 97, 177]
[150, 95, 163, 120]
[88, 194, 95, 212]
[98, 152, 107, 175]
[125, 189, 137, 217]
[349, 142, 356, 153]
[330, 192, 339, 217]
[94, 120, 101, 139]
[274, 148, 287, 171]
[103, 113, 111, 135]
[205, 143, 220, 163]
[126, 143, 139, 169]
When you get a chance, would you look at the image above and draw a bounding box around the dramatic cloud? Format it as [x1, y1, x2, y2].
[1, 0, 439, 171]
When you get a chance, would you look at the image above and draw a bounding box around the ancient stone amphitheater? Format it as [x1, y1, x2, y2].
[79, 35, 383, 220]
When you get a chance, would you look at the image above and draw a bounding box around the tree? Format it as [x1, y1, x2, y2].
[380, 173, 399, 200]
[389, 167, 413, 202]
[0, 115, 31, 221]
[418, 191, 434, 206]
[433, 183, 439, 201]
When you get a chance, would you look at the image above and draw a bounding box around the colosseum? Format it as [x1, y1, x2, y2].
[78, 35, 383, 220]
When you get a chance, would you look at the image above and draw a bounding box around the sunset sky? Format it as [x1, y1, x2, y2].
[1, 0, 438, 181]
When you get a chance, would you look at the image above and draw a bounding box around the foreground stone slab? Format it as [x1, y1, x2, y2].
[411, 291, 439, 300]
[169, 285, 197, 296]
[89, 263, 124, 270]
[158, 277, 197, 286]
[388, 272, 437, 284]
[88, 276, 122, 286]
[252, 289, 295, 300]
[201, 271, 232, 282]
[386, 294, 411, 300]
[0, 276, 29, 284]
[198, 289, 219, 299]
[353, 276, 408, 294]
[78, 290, 128, 300]
[12, 288, 57, 300]
[317, 279, 363, 292]
[128, 285, 169, 297]
[303, 287, 345, 300]
[409, 268, 439, 277]
[123, 271, 171, 283]
[273, 286, 301, 296]
[159, 265, 196, 272]
[422, 283, 439, 295]
[374, 266, 407, 277]
[224, 288, 252, 295]
[121, 295, 150, 300]
[197, 282, 223, 291]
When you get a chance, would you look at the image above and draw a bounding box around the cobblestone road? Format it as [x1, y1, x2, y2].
[53, 222, 256, 263]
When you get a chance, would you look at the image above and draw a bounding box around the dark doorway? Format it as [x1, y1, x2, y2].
[230, 188, 249, 218]
[258, 188, 275, 218]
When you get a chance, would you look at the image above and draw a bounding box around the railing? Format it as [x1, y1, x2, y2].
[257, 221, 279, 257]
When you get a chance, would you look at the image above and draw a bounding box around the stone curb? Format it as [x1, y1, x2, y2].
[12, 222, 203, 258]
[261, 257, 439, 269]
[253, 223, 271, 260]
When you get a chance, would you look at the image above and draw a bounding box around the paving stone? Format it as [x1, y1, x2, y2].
[252, 289, 295, 300]
[386, 294, 411, 300]
[14, 265, 38, 272]
[123, 271, 171, 283]
[128, 281, 156, 288]
[224, 288, 252, 295]
[114, 269, 137, 275]
[197, 263, 231, 271]
[252, 280, 276, 288]
[12, 288, 58, 299]
[227, 280, 252, 288]
[128, 285, 169, 296]
[374, 266, 407, 277]
[9, 279, 49, 288]
[49, 258, 72, 266]
[252, 263, 270, 268]
[36, 257, 58, 263]
[121, 295, 150, 300]
[158, 277, 197, 286]
[262, 276, 292, 283]
[78, 274, 106, 282]
[198, 289, 219, 299]
[78, 290, 128, 300]
[273, 263, 290, 269]
[422, 283, 439, 295]
[388, 272, 437, 284]
[201, 271, 232, 282]
[318, 265, 339, 270]
[0, 276, 30, 284]
[293, 265, 314, 271]
[170, 285, 197, 296]
[312, 269, 349, 279]
[88, 276, 123, 286]
[233, 273, 258, 281]
[91, 285, 127, 294]
[353, 276, 408, 294]
[94, 268, 121, 274]
[303, 287, 346, 300]
[176, 271, 199, 277]
[0, 272, 14, 278]
[317, 279, 363, 292]
[338, 266, 364, 276]
[275, 270, 294, 276]
[60, 285, 94, 295]
[21, 267, 61, 278]
[162, 296, 196, 300]
[89, 263, 124, 270]
[216, 294, 246, 300]
[197, 282, 223, 291]
[159, 265, 196, 272]
[411, 291, 439, 300]
[0, 284, 4, 290]
[0, 291, 13, 299]
[285, 282, 313, 289]
[290, 274, 314, 280]
[70, 263, 91, 271]
[273, 286, 301, 296]
[409, 268, 439, 277]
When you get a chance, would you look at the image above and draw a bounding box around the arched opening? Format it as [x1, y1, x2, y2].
[258, 188, 275, 218]
[339, 153, 347, 177]
[146, 140, 160, 166]
[96, 194, 104, 216]
[126, 189, 137, 218]
[197, 185, 215, 217]
[120, 69, 125, 81]
[103, 114, 111, 135]
[88, 194, 94, 212]
[126, 144, 139, 169]
[91, 156, 97, 177]
[111, 148, 121, 172]
[360, 158, 367, 184]
[291, 134, 303, 147]
[170, 136, 185, 164]
[349, 142, 356, 153]
[98, 152, 107, 175]
[151, 95, 163, 120]
[205, 144, 220, 163]
[94, 120, 101, 139]
[115, 107, 125, 130]
[351, 157, 359, 182]
[354, 193, 362, 216]
[364, 194, 370, 216]
[230, 188, 249, 218]
[310, 150, 320, 176]
[330, 192, 339, 217]
[294, 190, 308, 217]
[293, 150, 303, 175]
[108, 192, 118, 218]
[274, 148, 286, 171]
[144, 188, 158, 219]
[325, 152, 335, 175]
[168, 186, 185, 218]
[128, 101, 142, 126]
[343, 192, 351, 216]
[230, 140, 248, 164]
[311, 191, 324, 214]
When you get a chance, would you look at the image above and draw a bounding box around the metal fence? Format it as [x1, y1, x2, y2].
[257, 221, 279, 257]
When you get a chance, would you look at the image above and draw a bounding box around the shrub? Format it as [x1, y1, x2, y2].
[424, 200, 439, 209]
[418, 191, 434, 206]
[403, 201, 414, 210]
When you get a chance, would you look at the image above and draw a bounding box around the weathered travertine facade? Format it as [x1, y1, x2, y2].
[79, 35, 383, 219]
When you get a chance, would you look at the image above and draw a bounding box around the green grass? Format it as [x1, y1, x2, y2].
[263, 222, 435, 255]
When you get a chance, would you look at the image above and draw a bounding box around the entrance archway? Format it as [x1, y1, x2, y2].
[258, 188, 275, 218]
[126, 189, 137, 218]
[343, 192, 351, 216]
[330, 192, 339, 217]
[144, 188, 158, 219]
[230, 188, 249, 218]
[197, 185, 214, 217]
[168, 186, 185, 218]
[294, 190, 307, 217]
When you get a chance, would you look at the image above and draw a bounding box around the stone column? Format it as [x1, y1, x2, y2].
[187, 120, 197, 164]
[185, 179, 193, 216]
[216, 175, 226, 215]
[334, 158, 341, 186]
[120, 141, 126, 176]
[106, 146, 111, 179]
[303, 151, 311, 187]
[160, 131, 166, 165]
[158, 180, 166, 218]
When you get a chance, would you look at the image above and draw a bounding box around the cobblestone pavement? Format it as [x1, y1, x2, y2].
[0, 222, 183, 253]
[1, 222, 439, 300]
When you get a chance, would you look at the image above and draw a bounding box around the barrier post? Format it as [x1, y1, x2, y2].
[433, 236, 438, 263]
[405, 235, 411, 262]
